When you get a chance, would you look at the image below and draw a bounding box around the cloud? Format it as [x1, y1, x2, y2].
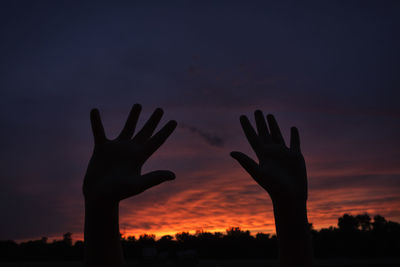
[180, 123, 224, 148]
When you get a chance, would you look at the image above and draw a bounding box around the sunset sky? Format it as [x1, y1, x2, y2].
[1, 1, 400, 241]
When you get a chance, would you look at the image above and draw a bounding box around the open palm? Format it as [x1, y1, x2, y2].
[231, 110, 307, 202]
[83, 104, 177, 203]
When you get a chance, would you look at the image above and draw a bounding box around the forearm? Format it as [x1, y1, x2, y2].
[84, 201, 125, 267]
[272, 199, 313, 267]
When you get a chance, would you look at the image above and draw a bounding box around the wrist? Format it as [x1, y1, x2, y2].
[84, 199, 120, 243]
[85, 198, 119, 210]
[84, 200, 119, 229]
[272, 198, 309, 227]
[84, 196, 124, 267]
[271, 196, 313, 267]
[84, 187, 120, 209]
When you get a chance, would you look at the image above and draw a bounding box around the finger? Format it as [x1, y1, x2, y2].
[90, 109, 107, 144]
[133, 108, 163, 143]
[143, 120, 177, 158]
[290, 126, 301, 153]
[118, 104, 142, 140]
[230, 151, 260, 179]
[266, 114, 286, 145]
[138, 170, 176, 192]
[254, 110, 271, 143]
[240, 115, 262, 155]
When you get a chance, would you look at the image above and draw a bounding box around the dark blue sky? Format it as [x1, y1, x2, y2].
[1, 1, 399, 240]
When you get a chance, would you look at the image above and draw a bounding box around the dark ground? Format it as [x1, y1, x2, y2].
[1, 259, 400, 267]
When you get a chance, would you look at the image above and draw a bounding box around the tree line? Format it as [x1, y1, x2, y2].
[1, 213, 399, 261]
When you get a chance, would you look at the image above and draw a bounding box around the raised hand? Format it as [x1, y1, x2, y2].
[231, 111, 313, 267]
[83, 104, 177, 267]
[230, 110, 307, 203]
[83, 104, 177, 203]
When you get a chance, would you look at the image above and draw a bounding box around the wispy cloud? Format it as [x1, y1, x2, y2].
[180, 123, 224, 148]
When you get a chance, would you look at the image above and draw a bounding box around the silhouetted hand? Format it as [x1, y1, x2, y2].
[83, 104, 177, 203]
[83, 104, 177, 267]
[231, 111, 313, 267]
[230, 110, 307, 203]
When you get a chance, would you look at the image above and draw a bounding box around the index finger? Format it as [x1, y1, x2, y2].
[90, 109, 107, 144]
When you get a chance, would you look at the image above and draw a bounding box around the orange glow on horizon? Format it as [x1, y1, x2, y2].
[114, 156, 400, 240]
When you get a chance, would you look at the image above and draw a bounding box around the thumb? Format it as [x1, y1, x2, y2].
[230, 151, 260, 179]
[139, 170, 176, 191]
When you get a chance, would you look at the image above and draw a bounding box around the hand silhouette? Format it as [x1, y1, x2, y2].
[231, 111, 312, 267]
[230, 110, 307, 203]
[83, 104, 177, 203]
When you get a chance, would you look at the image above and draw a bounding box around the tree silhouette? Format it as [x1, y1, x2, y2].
[372, 214, 387, 232]
[356, 214, 371, 231]
[1, 214, 399, 261]
[63, 232, 73, 246]
[338, 214, 359, 233]
[138, 234, 156, 246]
